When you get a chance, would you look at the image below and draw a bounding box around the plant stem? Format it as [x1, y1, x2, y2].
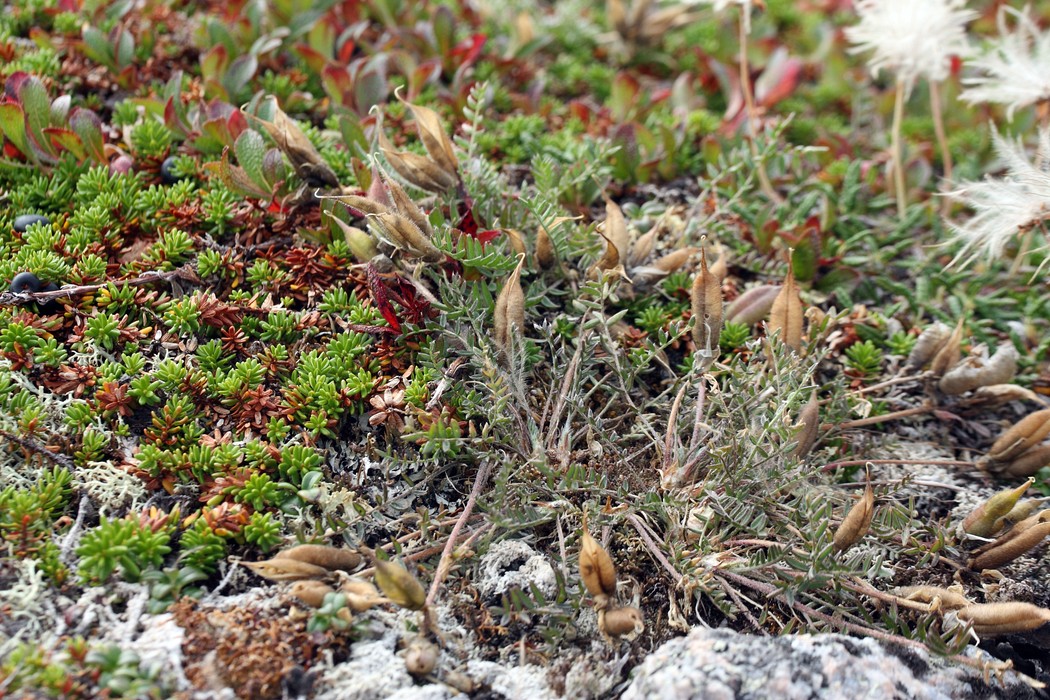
[929, 80, 952, 183]
[891, 79, 908, 220]
[832, 404, 932, 430]
[820, 458, 974, 473]
[738, 10, 782, 205]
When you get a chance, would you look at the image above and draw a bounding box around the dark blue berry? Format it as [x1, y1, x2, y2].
[160, 156, 182, 185]
[10, 271, 42, 294]
[13, 214, 50, 233]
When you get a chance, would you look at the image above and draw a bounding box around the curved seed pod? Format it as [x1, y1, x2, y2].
[990, 501, 1049, 535]
[340, 577, 388, 612]
[402, 100, 459, 179]
[603, 199, 631, 268]
[579, 516, 617, 609]
[938, 343, 1019, 395]
[833, 478, 874, 552]
[690, 248, 723, 364]
[709, 254, 728, 282]
[975, 510, 1050, 557]
[404, 636, 439, 678]
[373, 212, 443, 262]
[288, 580, 336, 608]
[502, 228, 526, 257]
[956, 602, 1050, 636]
[896, 585, 971, 610]
[726, 285, 780, 326]
[987, 410, 1050, 464]
[535, 227, 556, 269]
[494, 255, 526, 356]
[321, 192, 389, 217]
[792, 390, 820, 459]
[378, 131, 457, 193]
[904, 322, 951, 372]
[242, 558, 329, 581]
[379, 168, 434, 238]
[373, 558, 427, 610]
[961, 478, 1034, 538]
[598, 606, 645, 639]
[274, 544, 362, 572]
[969, 521, 1050, 570]
[255, 105, 339, 188]
[326, 213, 379, 262]
[628, 228, 656, 267]
[651, 247, 697, 274]
[928, 319, 964, 378]
[998, 445, 1050, 478]
[768, 263, 803, 351]
[969, 384, 1043, 410]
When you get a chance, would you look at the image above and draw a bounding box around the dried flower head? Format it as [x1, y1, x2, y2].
[944, 127, 1050, 265]
[845, 0, 976, 90]
[960, 5, 1050, 121]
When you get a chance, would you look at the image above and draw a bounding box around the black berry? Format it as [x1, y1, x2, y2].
[160, 156, 182, 185]
[10, 271, 42, 294]
[13, 214, 50, 233]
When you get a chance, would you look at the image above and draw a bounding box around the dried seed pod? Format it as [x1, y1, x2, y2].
[274, 544, 362, 573]
[968, 384, 1043, 410]
[833, 477, 874, 552]
[598, 606, 645, 639]
[726, 285, 780, 326]
[502, 228, 526, 257]
[340, 577, 388, 612]
[324, 192, 388, 217]
[493, 255, 526, 356]
[373, 558, 427, 610]
[241, 558, 329, 582]
[254, 105, 339, 187]
[628, 228, 656, 267]
[955, 602, 1050, 636]
[792, 390, 820, 459]
[441, 670, 478, 694]
[404, 636, 439, 678]
[709, 253, 728, 282]
[990, 501, 1049, 534]
[960, 478, 1034, 538]
[288, 580, 336, 608]
[579, 516, 617, 609]
[535, 227, 556, 269]
[896, 585, 971, 611]
[904, 322, 952, 372]
[767, 263, 803, 351]
[928, 319, 964, 378]
[997, 445, 1050, 478]
[987, 410, 1050, 464]
[690, 248, 723, 364]
[651, 247, 697, 274]
[373, 212, 443, 262]
[378, 131, 457, 193]
[326, 213, 379, 262]
[938, 343, 1019, 395]
[602, 199, 631, 269]
[379, 168, 434, 238]
[968, 521, 1050, 570]
[402, 100, 459, 179]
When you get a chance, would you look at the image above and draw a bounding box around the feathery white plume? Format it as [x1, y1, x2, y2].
[960, 5, 1050, 121]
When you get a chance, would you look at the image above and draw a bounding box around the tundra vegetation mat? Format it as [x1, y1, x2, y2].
[2, 0, 1050, 697]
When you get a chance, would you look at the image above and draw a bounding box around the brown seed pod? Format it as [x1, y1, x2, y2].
[378, 167, 434, 238]
[241, 558, 329, 582]
[968, 384, 1043, 410]
[997, 445, 1050, 478]
[324, 192, 388, 217]
[373, 212, 443, 262]
[833, 478, 874, 552]
[938, 343, 1019, 395]
[955, 602, 1050, 636]
[402, 100, 459, 179]
[340, 577, 388, 612]
[726, 284, 780, 326]
[288, 580, 336, 608]
[373, 558, 427, 611]
[989, 501, 1049, 535]
[274, 544, 362, 573]
[928, 319, 964, 378]
[904, 322, 952, 373]
[502, 228, 526, 257]
[650, 247, 697, 274]
[378, 131, 457, 193]
[598, 606, 645, 639]
[960, 478, 1034, 538]
[987, 410, 1050, 464]
[792, 390, 820, 459]
[896, 585, 971, 611]
[602, 199, 631, 270]
[767, 263, 803, 351]
[579, 516, 617, 609]
[535, 227, 556, 269]
[968, 521, 1050, 571]
[403, 636, 439, 678]
[253, 104, 339, 188]
[690, 248, 723, 364]
[494, 254, 527, 356]
[709, 252, 728, 282]
[628, 228, 656, 268]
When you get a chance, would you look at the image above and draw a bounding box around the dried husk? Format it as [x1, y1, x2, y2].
[768, 264, 803, 351]
[928, 319, 964, 378]
[690, 248, 723, 363]
[955, 602, 1050, 636]
[904, 322, 951, 372]
[325, 192, 388, 217]
[651, 247, 697, 274]
[535, 227, 556, 269]
[628, 228, 656, 267]
[579, 518, 617, 609]
[403, 100, 459, 179]
[967, 384, 1043, 410]
[288, 580, 336, 608]
[833, 478, 874, 552]
[373, 212, 443, 262]
[938, 343, 1019, 395]
[379, 168, 434, 238]
[494, 255, 526, 355]
[241, 558, 329, 581]
[378, 130, 457, 193]
[502, 228, 526, 256]
[986, 409, 1050, 464]
[997, 445, 1050, 478]
[968, 521, 1050, 570]
[598, 606, 645, 639]
[589, 200, 631, 280]
[960, 478, 1034, 538]
[274, 544, 362, 572]
[373, 558, 427, 610]
[792, 390, 820, 459]
[340, 577, 389, 612]
[255, 105, 339, 187]
[726, 285, 780, 325]
[404, 636, 439, 677]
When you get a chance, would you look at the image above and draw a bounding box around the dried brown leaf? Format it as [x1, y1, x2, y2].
[274, 544, 362, 572]
[690, 248, 722, 364]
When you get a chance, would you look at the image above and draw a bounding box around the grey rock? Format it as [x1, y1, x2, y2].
[476, 540, 558, 601]
[621, 628, 1040, 700]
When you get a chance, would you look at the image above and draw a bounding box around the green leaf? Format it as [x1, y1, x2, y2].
[200, 45, 229, 85]
[0, 103, 29, 158]
[223, 54, 258, 100]
[69, 108, 105, 162]
[43, 127, 85, 159]
[234, 129, 268, 190]
[20, 76, 53, 157]
[82, 26, 115, 68]
[116, 28, 135, 68]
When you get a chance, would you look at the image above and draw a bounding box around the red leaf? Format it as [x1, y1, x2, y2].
[451, 34, 487, 68]
[366, 263, 401, 334]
